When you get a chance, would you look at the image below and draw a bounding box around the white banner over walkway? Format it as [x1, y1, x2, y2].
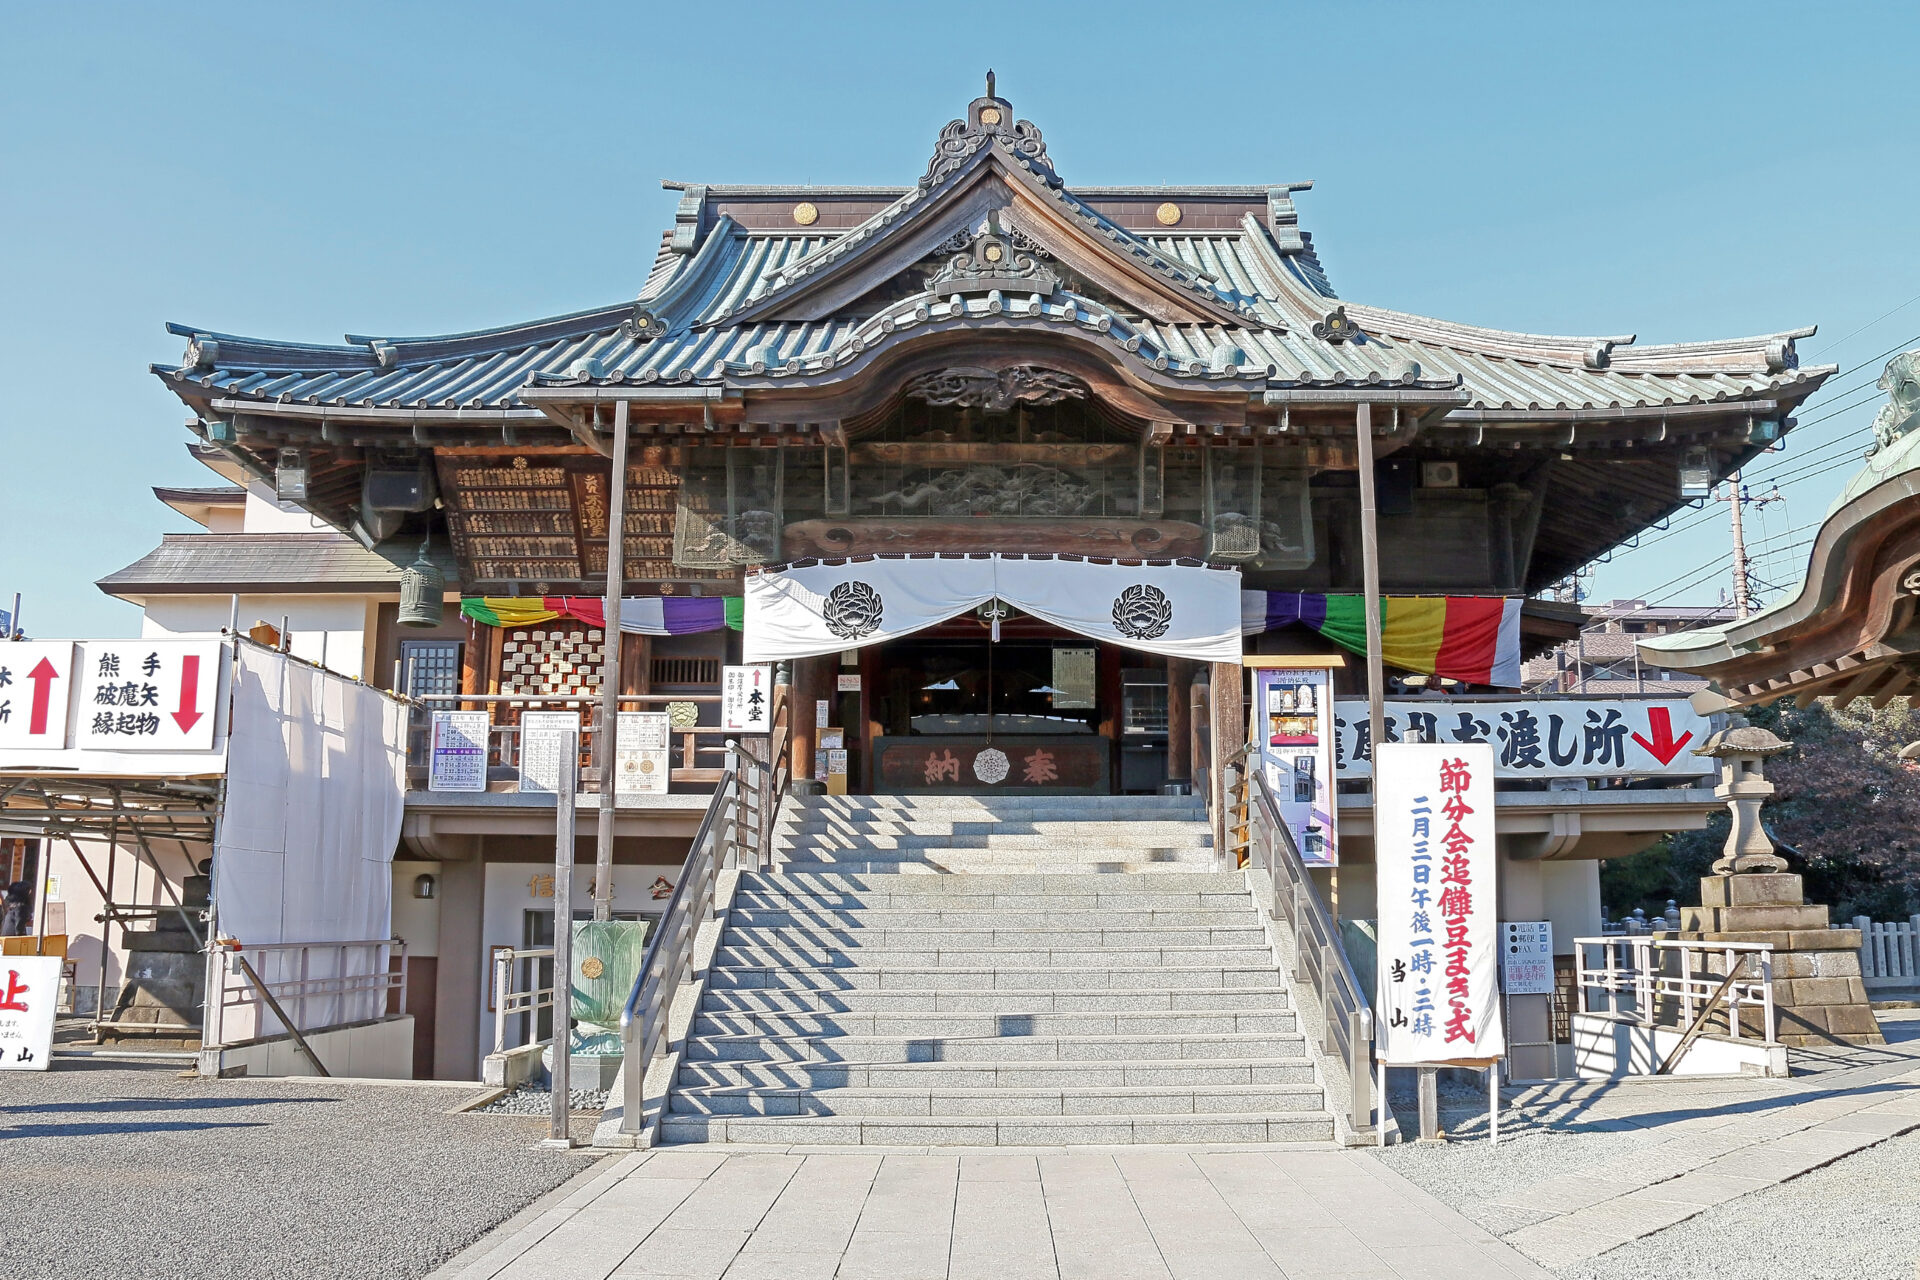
[1375, 742, 1503, 1065]
[743, 554, 1243, 663]
[1331, 697, 1712, 780]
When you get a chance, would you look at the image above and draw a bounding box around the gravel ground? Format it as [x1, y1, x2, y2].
[1372, 1071, 1681, 1230]
[1370, 1013, 1920, 1273]
[476, 1084, 611, 1115]
[1559, 1129, 1920, 1280]
[0, 1058, 602, 1280]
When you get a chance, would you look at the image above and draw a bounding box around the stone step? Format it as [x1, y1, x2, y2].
[730, 887, 1254, 911]
[771, 857, 1220, 876]
[777, 815, 1213, 832]
[788, 796, 1207, 813]
[658, 1111, 1336, 1146]
[721, 924, 1271, 950]
[726, 905, 1254, 930]
[768, 840, 1205, 859]
[743, 871, 1242, 894]
[689, 1008, 1299, 1039]
[699, 987, 1291, 1015]
[675, 1057, 1318, 1090]
[667, 1082, 1326, 1118]
[712, 945, 1280, 970]
[777, 829, 1214, 848]
[707, 964, 1283, 992]
[683, 1030, 1310, 1064]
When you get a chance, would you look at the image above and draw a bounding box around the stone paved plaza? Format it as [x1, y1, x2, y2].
[434, 1012, 1920, 1280]
[434, 1147, 1548, 1280]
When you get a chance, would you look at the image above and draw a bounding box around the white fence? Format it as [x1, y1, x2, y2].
[1852, 916, 1920, 984]
[208, 937, 406, 1046]
[492, 945, 557, 1055]
[1574, 936, 1776, 1046]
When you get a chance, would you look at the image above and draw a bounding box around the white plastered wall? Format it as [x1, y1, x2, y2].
[474, 862, 684, 1074]
[140, 595, 373, 681]
[241, 481, 332, 533]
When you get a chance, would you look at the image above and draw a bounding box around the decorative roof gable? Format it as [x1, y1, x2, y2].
[709, 78, 1263, 331]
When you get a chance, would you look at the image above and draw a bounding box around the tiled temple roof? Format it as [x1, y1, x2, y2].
[155, 96, 1832, 424]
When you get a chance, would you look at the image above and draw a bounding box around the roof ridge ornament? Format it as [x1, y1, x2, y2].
[1312, 305, 1365, 345]
[920, 74, 1057, 191]
[931, 210, 1060, 298]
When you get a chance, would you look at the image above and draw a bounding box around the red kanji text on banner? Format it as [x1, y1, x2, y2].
[1374, 742, 1504, 1064]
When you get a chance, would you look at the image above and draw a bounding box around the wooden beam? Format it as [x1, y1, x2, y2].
[1830, 664, 1893, 708]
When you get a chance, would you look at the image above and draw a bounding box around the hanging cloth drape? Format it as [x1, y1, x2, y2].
[1241, 590, 1522, 687]
[743, 554, 1243, 663]
[462, 596, 743, 635]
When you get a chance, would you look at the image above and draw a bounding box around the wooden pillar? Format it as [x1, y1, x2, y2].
[1210, 660, 1243, 857]
[1356, 403, 1386, 774]
[792, 655, 824, 788]
[1166, 658, 1195, 788]
[592, 400, 629, 922]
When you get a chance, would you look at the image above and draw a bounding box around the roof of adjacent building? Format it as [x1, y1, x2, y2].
[152, 484, 245, 505]
[97, 532, 456, 596]
[1637, 354, 1920, 704]
[152, 93, 1832, 424]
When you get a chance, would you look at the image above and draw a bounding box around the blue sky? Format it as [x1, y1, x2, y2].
[5, 1, 1918, 637]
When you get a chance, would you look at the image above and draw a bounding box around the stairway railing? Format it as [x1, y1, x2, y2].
[616, 723, 787, 1138]
[1245, 768, 1379, 1139]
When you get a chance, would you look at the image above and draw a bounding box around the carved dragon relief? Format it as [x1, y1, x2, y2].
[901, 365, 1089, 413]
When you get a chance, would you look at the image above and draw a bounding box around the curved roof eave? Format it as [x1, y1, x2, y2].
[1639, 436, 1920, 672]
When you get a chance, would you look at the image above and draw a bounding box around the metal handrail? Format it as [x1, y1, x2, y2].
[491, 945, 556, 1056]
[207, 937, 406, 1049]
[1246, 769, 1377, 1138]
[615, 727, 786, 1137]
[1574, 935, 1777, 1046]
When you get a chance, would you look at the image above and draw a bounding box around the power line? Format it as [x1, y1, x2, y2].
[1809, 291, 1920, 358]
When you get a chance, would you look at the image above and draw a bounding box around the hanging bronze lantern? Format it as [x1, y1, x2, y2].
[398, 545, 445, 628]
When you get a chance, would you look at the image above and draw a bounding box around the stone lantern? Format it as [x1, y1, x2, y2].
[1675, 717, 1884, 1046]
[1696, 722, 1792, 874]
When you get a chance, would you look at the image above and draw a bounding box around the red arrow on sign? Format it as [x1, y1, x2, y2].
[26, 658, 59, 735]
[1630, 706, 1694, 765]
[172, 654, 204, 732]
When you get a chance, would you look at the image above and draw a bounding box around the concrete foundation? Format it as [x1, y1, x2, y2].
[1677, 873, 1883, 1047]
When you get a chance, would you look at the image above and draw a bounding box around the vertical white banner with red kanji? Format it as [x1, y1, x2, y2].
[1375, 742, 1503, 1064]
[0, 956, 63, 1071]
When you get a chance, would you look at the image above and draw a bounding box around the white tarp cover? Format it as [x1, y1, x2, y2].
[744, 554, 1243, 663]
[1374, 742, 1504, 1065]
[213, 646, 408, 1030]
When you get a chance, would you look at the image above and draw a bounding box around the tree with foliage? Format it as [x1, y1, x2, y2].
[1601, 697, 1920, 922]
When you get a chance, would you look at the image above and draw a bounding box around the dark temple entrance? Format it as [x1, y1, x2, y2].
[845, 615, 1173, 796]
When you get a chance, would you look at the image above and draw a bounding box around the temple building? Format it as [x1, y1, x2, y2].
[123, 79, 1838, 1081]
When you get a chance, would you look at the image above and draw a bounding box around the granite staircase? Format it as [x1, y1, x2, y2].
[660, 795, 1337, 1145]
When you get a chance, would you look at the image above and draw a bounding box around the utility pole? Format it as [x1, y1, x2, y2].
[1728, 470, 1751, 619]
[1723, 472, 1783, 620]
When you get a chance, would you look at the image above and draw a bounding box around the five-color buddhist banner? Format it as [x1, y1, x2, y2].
[1242, 592, 1523, 688]
[745, 555, 1244, 663]
[463, 596, 743, 635]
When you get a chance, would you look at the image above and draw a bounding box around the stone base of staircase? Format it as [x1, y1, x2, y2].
[655, 795, 1341, 1147]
